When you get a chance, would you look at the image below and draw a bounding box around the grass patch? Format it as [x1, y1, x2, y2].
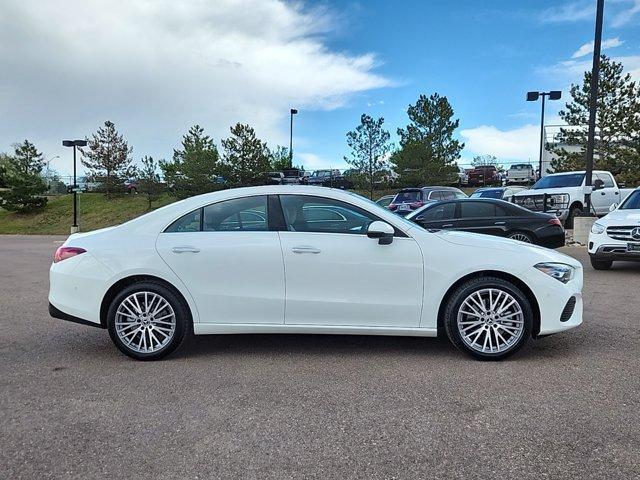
[0, 193, 177, 235]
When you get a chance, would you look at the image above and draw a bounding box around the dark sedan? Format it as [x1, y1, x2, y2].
[406, 198, 565, 248]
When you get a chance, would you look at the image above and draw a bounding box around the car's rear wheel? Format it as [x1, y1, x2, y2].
[507, 231, 534, 243]
[107, 282, 189, 361]
[444, 277, 532, 360]
[589, 256, 613, 270]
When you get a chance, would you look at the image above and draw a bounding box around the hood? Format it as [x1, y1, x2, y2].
[434, 230, 580, 267]
[513, 188, 571, 196]
[599, 208, 640, 225]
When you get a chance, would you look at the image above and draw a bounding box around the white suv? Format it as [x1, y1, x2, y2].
[588, 188, 640, 270]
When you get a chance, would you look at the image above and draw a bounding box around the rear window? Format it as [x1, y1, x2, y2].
[509, 164, 532, 171]
[470, 189, 503, 199]
[393, 191, 422, 203]
[460, 201, 496, 218]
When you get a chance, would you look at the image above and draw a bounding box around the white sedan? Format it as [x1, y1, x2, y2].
[49, 186, 583, 361]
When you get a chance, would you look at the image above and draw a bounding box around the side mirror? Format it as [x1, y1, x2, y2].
[367, 221, 394, 245]
[609, 203, 618, 212]
[593, 179, 604, 190]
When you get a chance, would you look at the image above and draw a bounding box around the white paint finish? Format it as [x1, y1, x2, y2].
[279, 232, 423, 327]
[156, 231, 285, 324]
[48, 185, 585, 345]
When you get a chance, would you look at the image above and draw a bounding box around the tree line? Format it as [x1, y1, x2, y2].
[1, 55, 638, 213]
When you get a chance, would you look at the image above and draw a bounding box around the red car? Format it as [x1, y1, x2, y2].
[468, 165, 499, 186]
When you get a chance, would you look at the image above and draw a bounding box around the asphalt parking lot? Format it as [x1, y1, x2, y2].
[1, 235, 639, 479]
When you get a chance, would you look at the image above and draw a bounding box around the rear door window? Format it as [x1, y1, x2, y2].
[460, 201, 496, 218]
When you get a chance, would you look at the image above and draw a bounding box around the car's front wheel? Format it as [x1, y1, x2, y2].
[107, 282, 189, 360]
[589, 256, 613, 270]
[444, 277, 532, 360]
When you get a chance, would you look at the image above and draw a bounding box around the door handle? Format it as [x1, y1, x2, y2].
[614, 191, 619, 195]
[171, 246, 201, 254]
[494, 221, 506, 225]
[441, 224, 454, 228]
[292, 246, 321, 254]
[601, 192, 606, 195]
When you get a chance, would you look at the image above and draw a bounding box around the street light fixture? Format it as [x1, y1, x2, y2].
[527, 90, 561, 179]
[289, 108, 298, 167]
[62, 139, 87, 233]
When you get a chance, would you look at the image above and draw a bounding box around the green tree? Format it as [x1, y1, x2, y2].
[472, 154, 499, 167]
[137, 156, 162, 209]
[81, 120, 133, 197]
[392, 93, 463, 186]
[0, 153, 12, 188]
[160, 125, 222, 199]
[269, 145, 292, 171]
[0, 141, 48, 213]
[550, 55, 640, 184]
[221, 123, 271, 186]
[344, 114, 391, 199]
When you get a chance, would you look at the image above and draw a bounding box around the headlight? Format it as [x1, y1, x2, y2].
[548, 193, 569, 208]
[534, 262, 575, 283]
[591, 222, 605, 234]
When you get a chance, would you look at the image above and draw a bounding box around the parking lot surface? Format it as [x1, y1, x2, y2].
[1, 235, 639, 479]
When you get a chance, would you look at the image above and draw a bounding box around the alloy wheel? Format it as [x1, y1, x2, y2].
[456, 288, 524, 354]
[508, 232, 532, 243]
[114, 291, 176, 354]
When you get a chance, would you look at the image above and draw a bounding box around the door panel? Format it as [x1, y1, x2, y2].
[279, 232, 423, 327]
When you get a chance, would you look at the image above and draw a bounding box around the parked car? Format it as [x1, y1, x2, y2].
[507, 164, 536, 184]
[457, 166, 469, 186]
[406, 198, 565, 248]
[268, 171, 284, 185]
[307, 169, 353, 189]
[124, 180, 138, 194]
[49, 185, 582, 361]
[512, 170, 635, 229]
[281, 168, 305, 185]
[588, 187, 640, 270]
[470, 186, 526, 201]
[66, 176, 100, 193]
[375, 195, 395, 208]
[389, 186, 467, 214]
[468, 165, 500, 187]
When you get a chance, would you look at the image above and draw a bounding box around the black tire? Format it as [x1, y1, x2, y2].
[506, 231, 534, 244]
[565, 205, 582, 229]
[443, 276, 532, 361]
[589, 256, 613, 270]
[107, 281, 189, 361]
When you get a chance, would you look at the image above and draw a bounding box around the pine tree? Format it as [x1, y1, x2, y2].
[391, 93, 463, 186]
[0, 140, 48, 213]
[550, 55, 640, 184]
[160, 125, 221, 199]
[221, 123, 271, 187]
[137, 156, 162, 209]
[81, 121, 133, 197]
[344, 114, 391, 199]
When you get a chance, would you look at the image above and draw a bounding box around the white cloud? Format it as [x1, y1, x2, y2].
[611, 0, 640, 27]
[539, 1, 595, 23]
[0, 0, 391, 175]
[460, 124, 541, 161]
[571, 37, 623, 59]
[297, 152, 347, 170]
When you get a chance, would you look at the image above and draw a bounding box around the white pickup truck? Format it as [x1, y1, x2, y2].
[512, 170, 635, 228]
[588, 187, 640, 269]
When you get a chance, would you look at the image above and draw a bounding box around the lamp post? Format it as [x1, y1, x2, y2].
[526, 90, 561, 179]
[44, 155, 60, 185]
[584, 0, 605, 215]
[289, 108, 298, 167]
[62, 139, 87, 233]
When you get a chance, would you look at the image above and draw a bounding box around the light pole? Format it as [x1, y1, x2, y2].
[44, 155, 60, 185]
[584, 0, 605, 215]
[62, 139, 87, 233]
[289, 108, 298, 167]
[526, 90, 561, 179]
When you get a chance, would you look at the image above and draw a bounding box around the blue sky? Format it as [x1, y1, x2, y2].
[292, 0, 640, 170]
[1, 0, 639, 176]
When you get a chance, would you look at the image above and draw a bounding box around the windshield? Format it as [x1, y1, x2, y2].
[470, 189, 503, 199]
[393, 191, 421, 203]
[532, 173, 584, 189]
[620, 190, 640, 210]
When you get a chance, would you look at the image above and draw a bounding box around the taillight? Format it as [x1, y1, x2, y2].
[54, 246, 86, 263]
[548, 217, 562, 227]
